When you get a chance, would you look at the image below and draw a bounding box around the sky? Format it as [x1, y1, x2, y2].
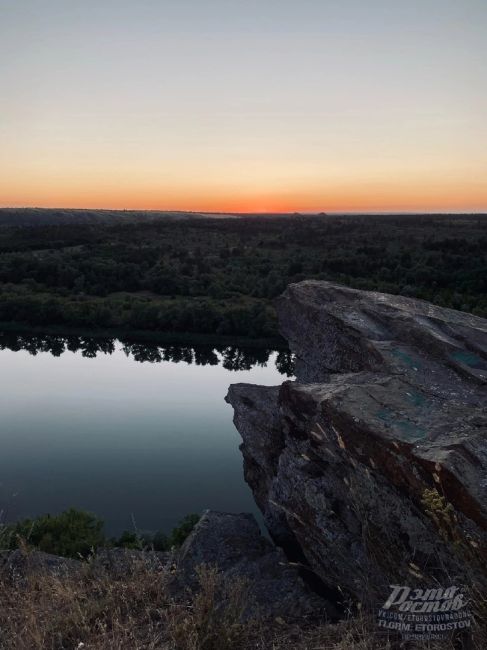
[1, 0, 486, 213]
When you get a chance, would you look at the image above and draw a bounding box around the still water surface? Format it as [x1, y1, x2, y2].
[0, 333, 290, 535]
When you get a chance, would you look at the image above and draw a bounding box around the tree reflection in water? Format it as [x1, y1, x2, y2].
[0, 332, 294, 376]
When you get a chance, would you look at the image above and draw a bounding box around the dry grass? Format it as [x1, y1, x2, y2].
[0, 554, 370, 650]
[0, 554, 171, 649]
[0, 552, 484, 650]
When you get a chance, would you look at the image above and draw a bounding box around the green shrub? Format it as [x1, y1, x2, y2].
[167, 513, 200, 548]
[0, 508, 104, 558]
[0, 509, 201, 558]
[113, 530, 142, 550]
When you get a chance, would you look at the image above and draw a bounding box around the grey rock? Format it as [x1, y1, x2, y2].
[0, 549, 81, 583]
[226, 281, 487, 603]
[175, 510, 331, 619]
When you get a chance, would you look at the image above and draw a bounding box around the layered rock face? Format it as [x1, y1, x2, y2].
[226, 281, 487, 603]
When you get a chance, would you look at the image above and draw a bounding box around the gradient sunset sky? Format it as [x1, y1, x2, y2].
[1, 1, 486, 213]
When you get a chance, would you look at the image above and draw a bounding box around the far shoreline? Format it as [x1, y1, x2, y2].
[0, 320, 287, 351]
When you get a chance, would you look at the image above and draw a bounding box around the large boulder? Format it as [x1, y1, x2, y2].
[226, 281, 487, 604]
[175, 510, 331, 619]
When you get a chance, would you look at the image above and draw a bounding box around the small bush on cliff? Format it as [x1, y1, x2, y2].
[421, 488, 462, 544]
[113, 513, 200, 551]
[167, 513, 200, 547]
[112, 529, 143, 549]
[0, 508, 104, 558]
[0, 509, 200, 558]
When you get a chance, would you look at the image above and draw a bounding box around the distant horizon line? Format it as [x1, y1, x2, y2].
[1, 206, 487, 216]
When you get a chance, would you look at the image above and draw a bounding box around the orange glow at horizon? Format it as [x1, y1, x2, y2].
[2, 178, 486, 214]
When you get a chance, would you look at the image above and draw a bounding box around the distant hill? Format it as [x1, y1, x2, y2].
[0, 208, 243, 227]
[3, 208, 482, 228]
[0, 208, 330, 227]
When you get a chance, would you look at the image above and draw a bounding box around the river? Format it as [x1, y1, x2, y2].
[0, 332, 291, 536]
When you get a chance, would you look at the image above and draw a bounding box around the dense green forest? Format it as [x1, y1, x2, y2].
[0, 213, 485, 341]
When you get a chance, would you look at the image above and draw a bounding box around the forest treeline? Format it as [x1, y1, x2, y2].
[0, 213, 485, 341]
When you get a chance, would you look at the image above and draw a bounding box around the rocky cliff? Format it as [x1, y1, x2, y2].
[226, 281, 487, 604]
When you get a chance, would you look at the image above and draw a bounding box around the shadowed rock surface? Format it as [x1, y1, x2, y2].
[176, 510, 331, 619]
[226, 281, 487, 602]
